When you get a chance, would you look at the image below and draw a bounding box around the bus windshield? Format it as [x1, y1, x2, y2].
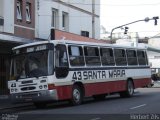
[11, 50, 54, 80]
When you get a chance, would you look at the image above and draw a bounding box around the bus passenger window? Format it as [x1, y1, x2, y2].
[68, 46, 85, 66]
[84, 46, 101, 66]
[100, 48, 115, 66]
[114, 49, 127, 66]
[137, 50, 146, 65]
[127, 50, 138, 65]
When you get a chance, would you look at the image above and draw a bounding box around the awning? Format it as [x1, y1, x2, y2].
[0, 33, 39, 44]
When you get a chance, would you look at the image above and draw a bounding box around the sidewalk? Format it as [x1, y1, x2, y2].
[0, 95, 32, 110]
[153, 81, 160, 88]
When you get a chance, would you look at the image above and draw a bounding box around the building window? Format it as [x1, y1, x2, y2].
[81, 31, 89, 37]
[62, 12, 68, 31]
[26, 2, 31, 22]
[52, 9, 58, 28]
[17, 0, 22, 20]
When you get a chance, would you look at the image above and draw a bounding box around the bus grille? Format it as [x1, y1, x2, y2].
[21, 86, 36, 91]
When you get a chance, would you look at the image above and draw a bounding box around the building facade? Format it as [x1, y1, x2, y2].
[148, 35, 160, 76]
[0, 0, 100, 95]
[35, 0, 100, 40]
[0, 0, 36, 95]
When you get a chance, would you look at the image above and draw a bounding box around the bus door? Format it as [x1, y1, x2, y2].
[55, 44, 69, 78]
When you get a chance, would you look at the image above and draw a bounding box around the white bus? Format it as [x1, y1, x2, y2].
[8, 40, 151, 108]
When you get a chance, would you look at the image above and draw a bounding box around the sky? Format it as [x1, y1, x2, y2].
[100, 0, 160, 37]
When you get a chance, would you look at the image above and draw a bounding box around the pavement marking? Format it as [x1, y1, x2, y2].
[91, 117, 101, 120]
[130, 104, 146, 110]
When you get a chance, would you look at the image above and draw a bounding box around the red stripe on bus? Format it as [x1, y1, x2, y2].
[54, 78, 151, 100]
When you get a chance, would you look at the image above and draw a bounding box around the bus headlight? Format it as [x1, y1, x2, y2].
[11, 88, 18, 93]
[44, 85, 47, 89]
[39, 85, 43, 89]
[11, 88, 14, 92]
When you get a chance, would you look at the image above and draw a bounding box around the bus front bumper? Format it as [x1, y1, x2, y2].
[10, 90, 58, 103]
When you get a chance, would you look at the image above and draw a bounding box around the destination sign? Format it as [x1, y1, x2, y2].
[27, 45, 47, 53]
[13, 44, 54, 55]
[72, 69, 126, 81]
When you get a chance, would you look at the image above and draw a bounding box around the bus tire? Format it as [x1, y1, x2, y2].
[34, 102, 46, 109]
[120, 80, 134, 98]
[70, 85, 83, 105]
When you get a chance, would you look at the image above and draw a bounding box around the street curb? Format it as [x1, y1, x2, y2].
[153, 86, 160, 88]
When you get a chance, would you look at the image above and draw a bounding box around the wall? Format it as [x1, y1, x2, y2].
[0, 0, 3, 17]
[51, 29, 107, 43]
[67, 0, 100, 15]
[35, 0, 100, 40]
[14, 0, 35, 39]
[148, 51, 160, 68]
[148, 37, 160, 47]
[3, 0, 14, 33]
[95, 17, 100, 39]
[0, 0, 4, 32]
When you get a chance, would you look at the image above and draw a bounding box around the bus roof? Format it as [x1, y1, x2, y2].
[12, 39, 147, 50]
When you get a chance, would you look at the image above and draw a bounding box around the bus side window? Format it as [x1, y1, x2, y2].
[114, 49, 127, 66]
[137, 50, 146, 65]
[84, 46, 101, 66]
[100, 48, 115, 66]
[68, 45, 85, 66]
[126, 50, 138, 65]
[55, 44, 69, 78]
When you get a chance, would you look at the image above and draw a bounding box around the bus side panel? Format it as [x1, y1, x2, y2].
[133, 78, 151, 88]
[84, 80, 127, 97]
[53, 78, 151, 100]
[56, 85, 72, 100]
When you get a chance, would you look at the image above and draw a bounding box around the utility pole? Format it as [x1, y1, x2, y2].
[92, 0, 95, 39]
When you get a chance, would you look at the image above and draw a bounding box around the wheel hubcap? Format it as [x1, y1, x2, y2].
[73, 89, 80, 102]
[128, 82, 133, 95]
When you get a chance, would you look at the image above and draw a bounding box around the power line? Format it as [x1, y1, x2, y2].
[129, 31, 160, 33]
[40, 0, 160, 6]
[101, 3, 160, 7]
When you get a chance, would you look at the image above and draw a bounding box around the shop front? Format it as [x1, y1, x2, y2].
[0, 42, 19, 95]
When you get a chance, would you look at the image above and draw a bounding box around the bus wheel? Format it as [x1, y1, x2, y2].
[34, 102, 46, 109]
[120, 80, 134, 98]
[70, 85, 83, 105]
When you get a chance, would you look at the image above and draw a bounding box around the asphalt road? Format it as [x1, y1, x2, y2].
[1, 88, 160, 120]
